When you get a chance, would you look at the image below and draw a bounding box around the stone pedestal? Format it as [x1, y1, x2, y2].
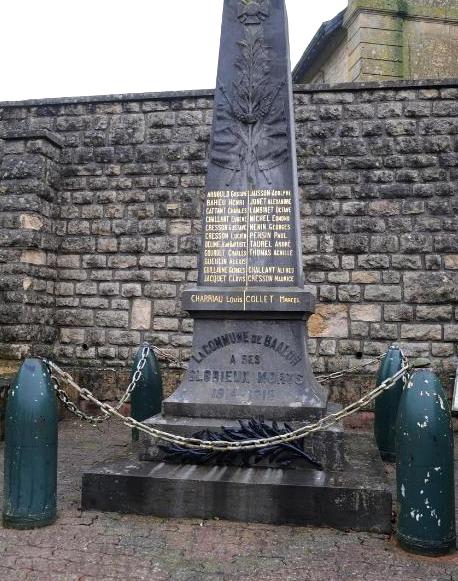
[82, 433, 392, 533]
[163, 313, 326, 421]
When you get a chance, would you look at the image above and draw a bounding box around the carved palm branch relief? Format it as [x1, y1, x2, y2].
[211, 3, 288, 187]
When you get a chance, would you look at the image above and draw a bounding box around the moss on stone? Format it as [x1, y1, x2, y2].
[347, 0, 458, 21]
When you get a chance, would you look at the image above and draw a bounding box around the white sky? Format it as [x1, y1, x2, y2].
[0, 0, 347, 102]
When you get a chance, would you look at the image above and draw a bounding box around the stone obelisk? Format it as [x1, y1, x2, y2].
[81, 1, 392, 533]
[162, 0, 328, 421]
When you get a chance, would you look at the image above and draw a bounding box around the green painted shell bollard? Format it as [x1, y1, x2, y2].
[3, 358, 58, 529]
[131, 344, 163, 441]
[374, 345, 405, 462]
[396, 369, 456, 556]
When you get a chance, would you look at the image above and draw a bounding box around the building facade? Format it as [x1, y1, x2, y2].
[293, 0, 458, 85]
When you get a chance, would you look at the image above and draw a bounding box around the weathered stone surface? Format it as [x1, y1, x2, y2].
[432, 342, 455, 357]
[445, 255, 458, 269]
[0, 133, 61, 360]
[400, 324, 442, 340]
[370, 323, 398, 340]
[109, 115, 145, 145]
[416, 305, 453, 321]
[309, 305, 348, 338]
[94, 311, 128, 328]
[444, 325, 458, 341]
[350, 304, 381, 322]
[131, 299, 152, 331]
[384, 304, 413, 322]
[364, 285, 402, 302]
[20, 249, 47, 265]
[404, 272, 458, 303]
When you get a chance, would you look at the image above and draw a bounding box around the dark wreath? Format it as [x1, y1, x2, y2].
[159, 418, 323, 470]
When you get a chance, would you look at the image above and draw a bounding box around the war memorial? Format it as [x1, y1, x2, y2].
[0, 0, 458, 576]
[80, 0, 394, 532]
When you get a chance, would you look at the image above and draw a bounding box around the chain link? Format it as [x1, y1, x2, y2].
[43, 349, 411, 451]
[45, 344, 150, 425]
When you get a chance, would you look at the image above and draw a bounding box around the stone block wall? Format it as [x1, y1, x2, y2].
[0, 130, 62, 360]
[0, 80, 457, 402]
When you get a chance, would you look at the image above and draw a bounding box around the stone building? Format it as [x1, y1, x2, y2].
[1, 80, 457, 403]
[293, 0, 458, 85]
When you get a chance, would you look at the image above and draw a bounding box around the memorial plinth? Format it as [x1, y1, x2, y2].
[81, 0, 392, 532]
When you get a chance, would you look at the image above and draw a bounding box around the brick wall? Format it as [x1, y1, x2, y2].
[0, 80, 457, 402]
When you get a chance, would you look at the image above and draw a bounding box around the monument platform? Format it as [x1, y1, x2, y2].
[81, 432, 392, 533]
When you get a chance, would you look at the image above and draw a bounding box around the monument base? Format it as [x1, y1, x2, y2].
[81, 432, 392, 533]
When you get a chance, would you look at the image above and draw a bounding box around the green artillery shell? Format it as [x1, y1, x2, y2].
[3, 358, 58, 529]
[374, 346, 405, 462]
[396, 369, 456, 555]
[131, 345, 163, 441]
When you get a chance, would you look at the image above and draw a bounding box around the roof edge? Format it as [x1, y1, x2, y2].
[292, 10, 346, 83]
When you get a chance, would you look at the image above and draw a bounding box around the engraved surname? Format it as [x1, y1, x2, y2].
[190, 293, 224, 303]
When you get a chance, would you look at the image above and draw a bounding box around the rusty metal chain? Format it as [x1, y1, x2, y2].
[45, 344, 150, 425]
[316, 355, 384, 383]
[44, 352, 411, 451]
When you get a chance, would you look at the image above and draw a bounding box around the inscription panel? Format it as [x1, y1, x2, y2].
[182, 288, 314, 313]
[199, 188, 299, 288]
[163, 319, 323, 416]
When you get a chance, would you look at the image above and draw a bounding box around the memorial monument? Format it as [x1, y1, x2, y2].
[165, 0, 326, 422]
[82, 0, 392, 532]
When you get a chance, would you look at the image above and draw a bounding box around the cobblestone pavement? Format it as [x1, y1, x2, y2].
[1, 419, 458, 581]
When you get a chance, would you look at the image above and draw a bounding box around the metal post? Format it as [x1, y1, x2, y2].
[131, 344, 163, 441]
[3, 358, 58, 529]
[374, 345, 405, 461]
[396, 369, 456, 555]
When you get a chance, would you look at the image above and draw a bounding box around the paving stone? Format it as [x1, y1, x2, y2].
[2, 420, 458, 581]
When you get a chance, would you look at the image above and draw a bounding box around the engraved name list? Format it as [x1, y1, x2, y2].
[202, 188, 297, 287]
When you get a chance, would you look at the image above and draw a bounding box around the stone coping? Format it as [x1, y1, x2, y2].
[1, 78, 458, 109]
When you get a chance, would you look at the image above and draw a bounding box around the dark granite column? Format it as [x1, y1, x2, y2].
[162, 0, 327, 421]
